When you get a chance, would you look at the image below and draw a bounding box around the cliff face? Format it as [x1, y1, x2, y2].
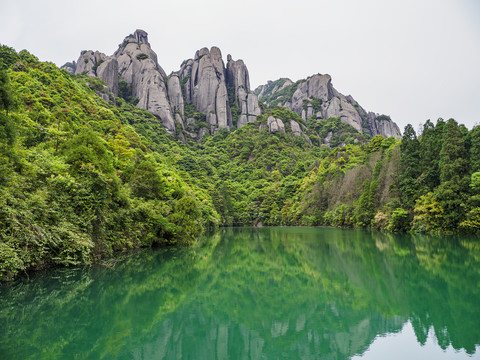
[68, 30, 260, 139]
[178, 47, 262, 134]
[113, 30, 176, 134]
[255, 75, 402, 138]
[180, 47, 231, 131]
[72, 50, 119, 102]
[65, 29, 401, 140]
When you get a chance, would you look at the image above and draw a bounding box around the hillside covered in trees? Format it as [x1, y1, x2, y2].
[1, 45, 479, 280]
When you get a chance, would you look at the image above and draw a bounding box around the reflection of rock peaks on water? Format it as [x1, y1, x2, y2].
[131, 306, 405, 360]
[1, 228, 479, 359]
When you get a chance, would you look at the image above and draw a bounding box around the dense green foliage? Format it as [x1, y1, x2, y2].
[1, 46, 479, 280]
[0, 47, 218, 280]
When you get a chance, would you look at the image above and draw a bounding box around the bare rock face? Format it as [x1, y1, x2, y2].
[183, 47, 231, 130]
[179, 59, 194, 103]
[167, 75, 184, 118]
[226, 55, 250, 99]
[226, 55, 261, 128]
[290, 120, 302, 136]
[254, 78, 294, 99]
[114, 30, 176, 134]
[289, 74, 332, 115]
[96, 58, 119, 96]
[68, 30, 266, 139]
[178, 48, 262, 135]
[365, 113, 401, 138]
[60, 61, 76, 74]
[75, 50, 119, 96]
[257, 74, 401, 138]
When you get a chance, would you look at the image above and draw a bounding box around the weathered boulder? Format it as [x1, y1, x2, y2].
[290, 120, 302, 136]
[74, 50, 118, 96]
[267, 115, 285, 133]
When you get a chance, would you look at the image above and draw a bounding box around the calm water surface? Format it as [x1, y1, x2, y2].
[1, 227, 479, 359]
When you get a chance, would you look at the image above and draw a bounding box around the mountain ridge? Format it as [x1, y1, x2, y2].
[63, 29, 401, 142]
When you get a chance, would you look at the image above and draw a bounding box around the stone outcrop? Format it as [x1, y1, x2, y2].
[254, 78, 293, 100]
[60, 61, 76, 74]
[114, 30, 176, 134]
[70, 30, 261, 139]
[167, 75, 184, 118]
[74, 50, 119, 97]
[179, 47, 232, 131]
[256, 74, 401, 138]
[179, 48, 261, 134]
[226, 55, 261, 128]
[266, 115, 285, 134]
[67, 29, 400, 141]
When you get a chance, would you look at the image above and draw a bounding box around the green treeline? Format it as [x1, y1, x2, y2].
[0, 45, 479, 280]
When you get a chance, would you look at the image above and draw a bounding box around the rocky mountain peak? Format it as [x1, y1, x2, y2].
[256, 74, 401, 139]
[65, 29, 401, 142]
[133, 29, 150, 46]
[226, 56, 250, 96]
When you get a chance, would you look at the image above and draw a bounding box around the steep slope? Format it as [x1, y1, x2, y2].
[255, 75, 401, 139]
[0, 47, 219, 280]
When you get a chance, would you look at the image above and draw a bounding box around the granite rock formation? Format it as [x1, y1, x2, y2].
[65, 29, 401, 141]
[178, 47, 261, 134]
[114, 30, 176, 133]
[255, 75, 401, 138]
[73, 50, 119, 99]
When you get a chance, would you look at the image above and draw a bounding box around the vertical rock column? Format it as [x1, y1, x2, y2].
[113, 29, 177, 134]
[226, 55, 261, 128]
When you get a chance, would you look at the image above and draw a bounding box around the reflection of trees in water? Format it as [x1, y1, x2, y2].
[0, 228, 478, 359]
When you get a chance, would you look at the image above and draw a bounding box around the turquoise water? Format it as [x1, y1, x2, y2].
[0, 227, 479, 359]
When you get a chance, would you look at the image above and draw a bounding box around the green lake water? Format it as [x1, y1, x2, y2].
[1, 227, 479, 359]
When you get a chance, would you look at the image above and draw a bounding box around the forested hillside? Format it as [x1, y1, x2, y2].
[1, 45, 479, 280]
[0, 46, 218, 280]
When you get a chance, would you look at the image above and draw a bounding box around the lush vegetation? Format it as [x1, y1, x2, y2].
[1, 45, 479, 280]
[0, 46, 218, 280]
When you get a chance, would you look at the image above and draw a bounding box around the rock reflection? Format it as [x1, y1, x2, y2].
[0, 227, 479, 359]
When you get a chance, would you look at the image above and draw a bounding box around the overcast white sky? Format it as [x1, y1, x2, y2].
[1, 0, 480, 132]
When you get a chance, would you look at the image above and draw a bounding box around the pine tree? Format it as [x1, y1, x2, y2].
[419, 119, 443, 193]
[469, 125, 480, 173]
[439, 119, 468, 182]
[435, 119, 470, 230]
[399, 124, 421, 209]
